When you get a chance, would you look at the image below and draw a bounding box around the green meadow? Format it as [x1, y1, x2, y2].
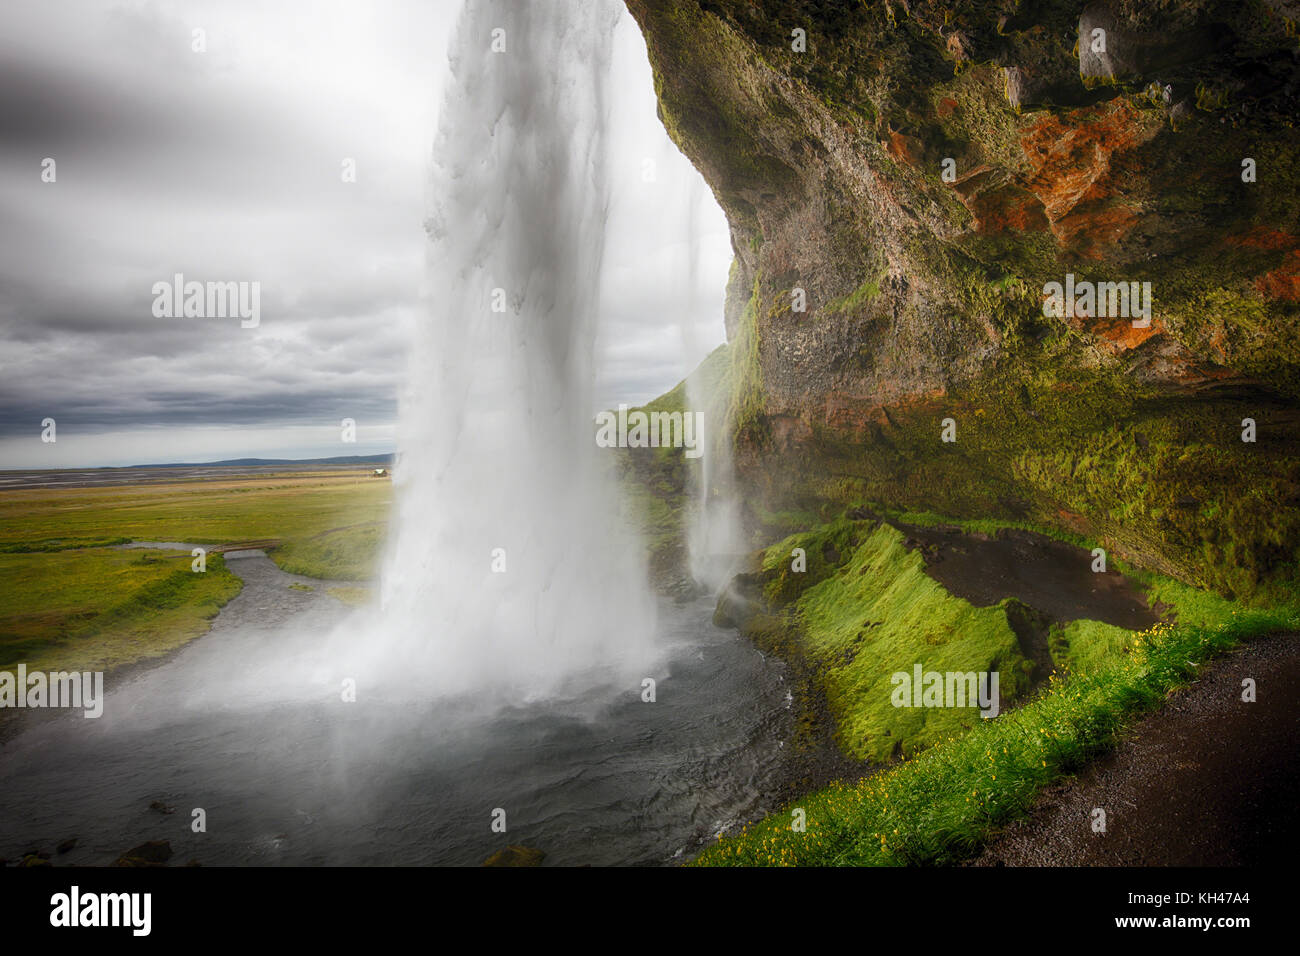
[0, 471, 390, 676]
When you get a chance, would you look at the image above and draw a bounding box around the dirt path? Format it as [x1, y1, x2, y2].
[971, 631, 1300, 866]
[894, 521, 1160, 630]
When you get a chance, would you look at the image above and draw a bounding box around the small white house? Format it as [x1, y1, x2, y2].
[372, 467, 389, 478]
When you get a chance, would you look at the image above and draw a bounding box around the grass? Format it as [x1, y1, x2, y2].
[274, 523, 387, 581]
[694, 603, 1299, 866]
[0, 470, 391, 675]
[759, 519, 1032, 761]
[325, 586, 373, 607]
[0, 547, 242, 675]
[1047, 618, 1133, 675]
[696, 500, 1299, 866]
[0, 472, 391, 578]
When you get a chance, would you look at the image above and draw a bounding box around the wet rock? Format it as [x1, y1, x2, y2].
[21, 853, 51, 867]
[1078, 5, 1144, 83]
[1078, 3, 1216, 85]
[115, 840, 172, 867]
[56, 837, 77, 854]
[1003, 66, 1051, 111]
[712, 573, 763, 629]
[482, 845, 545, 867]
[149, 800, 176, 814]
[666, 574, 704, 605]
[625, 0, 1300, 607]
[1169, 98, 1194, 128]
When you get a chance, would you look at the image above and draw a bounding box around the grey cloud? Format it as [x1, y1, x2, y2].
[0, 0, 728, 466]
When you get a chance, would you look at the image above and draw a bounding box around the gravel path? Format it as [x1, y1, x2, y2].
[971, 631, 1300, 866]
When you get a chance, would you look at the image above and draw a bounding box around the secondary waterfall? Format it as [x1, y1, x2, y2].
[677, 180, 744, 593]
[377, 0, 657, 701]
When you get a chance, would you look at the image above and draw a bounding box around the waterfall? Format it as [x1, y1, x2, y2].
[678, 183, 744, 594]
[376, 0, 657, 702]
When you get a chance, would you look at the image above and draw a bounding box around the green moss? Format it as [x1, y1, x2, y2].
[749, 519, 1035, 762]
[694, 602, 1299, 866]
[1194, 81, 1230, 111]
[728, 279, 768, 446]
[753, 355, 1300, 605]
[820, 272, 883, 317]
[1048, 618, 1134, 675]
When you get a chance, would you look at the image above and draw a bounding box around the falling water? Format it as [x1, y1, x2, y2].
[678, 183, 744, 593]
[377, 0, 657, 702]
[0, 1, 804, 866]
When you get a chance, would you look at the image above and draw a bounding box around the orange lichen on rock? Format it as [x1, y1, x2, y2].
[1095, 316, 1162, 350]
[951, 166, 1049, 235]
[1050, 204, 1139, 258]
[1226, 226, 1297, 251]
[1256, 253, 1300, 301]
[1017, 100, 1157, 256]
[1222, 227, 1300, 301]
[884, 129, 922, 166]
[822, 389, 949, 435]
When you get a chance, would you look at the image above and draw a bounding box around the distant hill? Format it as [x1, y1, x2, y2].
[131, 454, 395, 468]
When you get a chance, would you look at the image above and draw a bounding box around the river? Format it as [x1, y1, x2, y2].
[0, 549, 792, 866]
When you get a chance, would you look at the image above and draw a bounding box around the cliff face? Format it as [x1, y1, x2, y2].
[626, 0, 1300, 600]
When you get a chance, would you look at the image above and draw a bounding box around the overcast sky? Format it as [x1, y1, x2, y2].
[0, 0, 731, 469]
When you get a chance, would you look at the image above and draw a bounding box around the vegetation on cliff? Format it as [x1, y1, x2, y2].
[627, 0, 1300, 603]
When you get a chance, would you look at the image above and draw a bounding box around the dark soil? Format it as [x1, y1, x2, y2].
[971, 631, 1300, 866]
[767, 645, 876, 805]
[894, 522, 1160, 631]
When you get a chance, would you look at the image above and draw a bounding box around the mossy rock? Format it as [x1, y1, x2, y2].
[482, 845, 546, 867]
[115, 840, 172, 867]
